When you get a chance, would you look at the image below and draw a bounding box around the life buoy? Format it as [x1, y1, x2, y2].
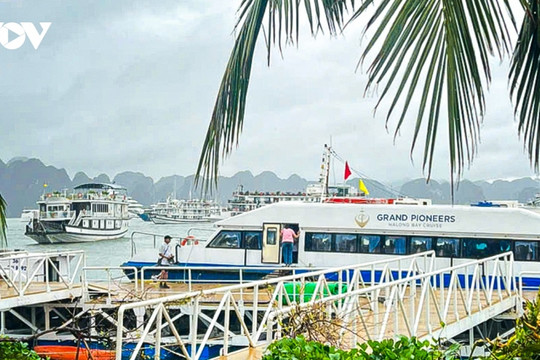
[78, 193, 83, 199]
[182, 235, 196, 246]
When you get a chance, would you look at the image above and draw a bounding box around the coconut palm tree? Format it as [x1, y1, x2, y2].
[0, 194, 6, 248]
[195, 0, 539, 192]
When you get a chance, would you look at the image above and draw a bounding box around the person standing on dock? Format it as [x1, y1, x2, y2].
[281, 224, 299, 266]
[158, 235, 174, 289]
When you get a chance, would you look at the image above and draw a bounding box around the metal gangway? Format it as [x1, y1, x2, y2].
[0, 250, 84, 311]
[114, 251, 518, 360]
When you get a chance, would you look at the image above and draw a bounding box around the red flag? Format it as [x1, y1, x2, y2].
[344, 161, 352, 180]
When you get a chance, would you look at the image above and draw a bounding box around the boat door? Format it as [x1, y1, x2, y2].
[262, 223, 281, 264]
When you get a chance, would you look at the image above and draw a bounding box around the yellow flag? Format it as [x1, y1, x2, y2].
[43, 183, 48, 188]
[359, 179, 369, 195]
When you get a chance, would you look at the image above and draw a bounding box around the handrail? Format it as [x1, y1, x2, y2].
[187, 227, 215, 240]
[139, 265, 328, 293]
[129, 231, 186, 257]
[127, 251, 435, 306]
[115, 251, 518, 360]
[517, 270, 540, 314]
[129, 229, 213, 257]
[115, 251, 436, 359]
[0, 250, 85, 300]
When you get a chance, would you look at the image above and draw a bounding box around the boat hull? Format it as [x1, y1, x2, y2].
[26, 225, 128, 244]
[150, 215, 211, 224]
[34, 346, 115, 360]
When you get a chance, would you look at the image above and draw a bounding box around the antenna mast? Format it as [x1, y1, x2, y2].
[320, 144, 331, 200]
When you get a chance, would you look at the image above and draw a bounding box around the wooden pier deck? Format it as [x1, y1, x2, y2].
[0, 281, 83, 311]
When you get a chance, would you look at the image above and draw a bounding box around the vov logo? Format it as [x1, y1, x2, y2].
[0, 22, 51, 50]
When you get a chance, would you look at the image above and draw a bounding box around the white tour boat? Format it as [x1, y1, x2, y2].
[25, 183, 130, 244]
[143, 197, 229, 224]
[123, 199, 540, 285]
[127, 197, 145, 219]
[226, 144, 369, 216]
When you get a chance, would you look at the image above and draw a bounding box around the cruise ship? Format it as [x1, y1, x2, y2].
[227, 144, 366, 215]
[142, 197, 229, 224]
[25, 183, 130, 244]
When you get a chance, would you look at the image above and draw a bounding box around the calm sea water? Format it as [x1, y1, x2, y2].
[4, 217, 216, 267]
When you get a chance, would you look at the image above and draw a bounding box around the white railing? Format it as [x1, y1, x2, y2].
[39, 210, 76, 220]
[269, 252, 516, 346]
[517, 271, 540, 314]
[115, 251, 436, 360]
[129, 232, 185, 257]
[114, 252, 518, 360]
[139, 265, 326, 293]
[0, 251, 85, 299]
[129, 229, 214, 257]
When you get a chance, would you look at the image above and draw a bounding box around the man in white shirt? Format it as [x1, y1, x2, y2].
[157, 235, 174, 289]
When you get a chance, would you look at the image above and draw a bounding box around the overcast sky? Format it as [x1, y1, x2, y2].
[0, 1, 537, 185]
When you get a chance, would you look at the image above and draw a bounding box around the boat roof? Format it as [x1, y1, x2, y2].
[217, 201, 540, 239]
[73, 183, 126, 191]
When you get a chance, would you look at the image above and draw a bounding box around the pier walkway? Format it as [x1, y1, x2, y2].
[0, 250, 84, 311]
[111, 251, 521, 360]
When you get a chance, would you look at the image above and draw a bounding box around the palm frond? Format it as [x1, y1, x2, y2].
[197, 0, 529, 195]
[509, 0, 540, 173]
[195, 0, 355, 192]
[0, 194, 7, 249]
[354, 0, 516, 191]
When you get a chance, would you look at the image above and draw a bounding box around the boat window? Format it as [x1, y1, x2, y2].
[384, 236, 407, 255]
[335, 234, 357, 253]
[462, 239, 499, 258]
[208, 231, 241, 249]
[410, 237, 432, 253]
[305, 233, 332, 252]
[515, 241, 538, 261]
[499, 240, 511, 253]
[92, 204, 109, 213]
[267, 229, 277, 245]
[360, 235, 381, 254]
[436, 238, 460, 257]
[243, 231, 262, 249]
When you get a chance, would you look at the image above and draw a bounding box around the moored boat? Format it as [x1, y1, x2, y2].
[25, 183, 130, 244]
[145, 197, 229, 224]
[226, 144, 366, 216]
[34, 345, 115, 360]
[123, 200, 540, 284]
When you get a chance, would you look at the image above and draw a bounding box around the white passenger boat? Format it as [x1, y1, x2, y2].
[20, 209, 39, 222]
[25, 183, 130, 244]
[227, 145, 360, 216]
[145, 197, 229, 224]
[123, 200, 540, 285]
[127, 197, 145, 219]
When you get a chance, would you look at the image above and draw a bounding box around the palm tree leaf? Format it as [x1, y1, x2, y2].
[509, 0, 540, 173]
[197, 0, 530, 195]
[195, 0, 355, 192]
[354, 0, 516, 194]
[0, 193, 7, 248]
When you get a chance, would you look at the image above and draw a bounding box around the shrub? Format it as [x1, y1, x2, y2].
[263, 335, 460, 360]
[0, 338, 43, 360]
